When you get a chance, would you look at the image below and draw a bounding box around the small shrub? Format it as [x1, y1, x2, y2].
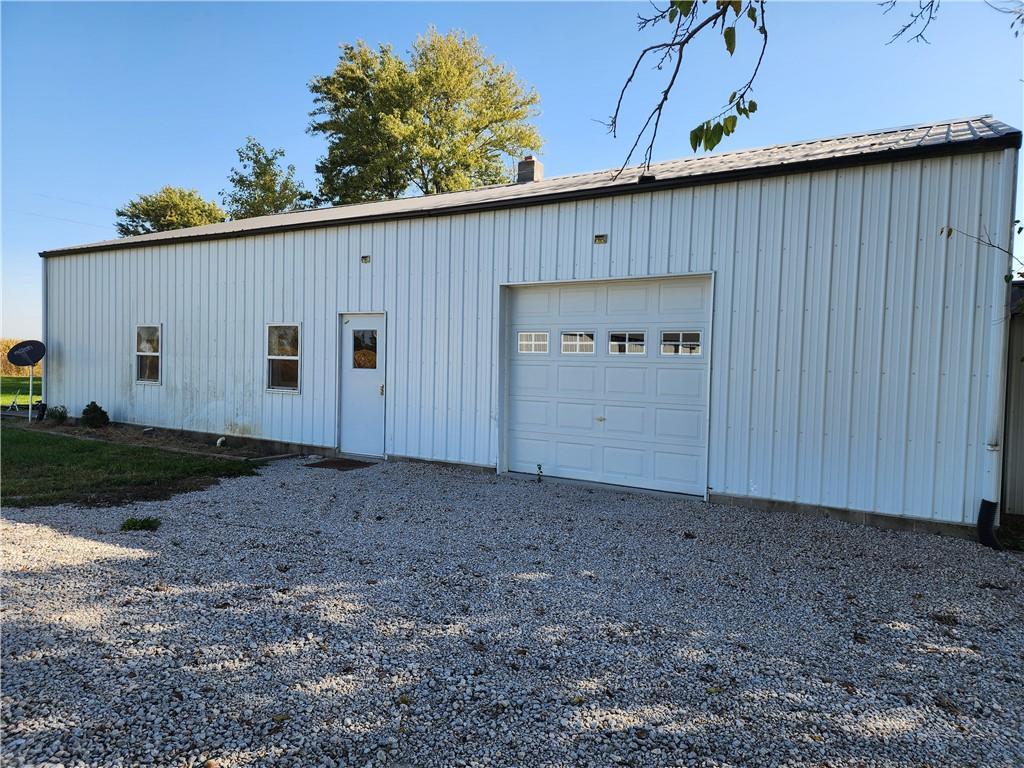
[121, 516, 161, 532]
[80, 401, 110, 428]
[47, 404, 68, 424]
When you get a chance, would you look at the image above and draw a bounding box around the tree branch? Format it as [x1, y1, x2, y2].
[608, 3, 733, 174]
[881, 0, 941, 44]
[609, 1, 768, 174]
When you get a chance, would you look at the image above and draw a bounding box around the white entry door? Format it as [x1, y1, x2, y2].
[506, 276, 711, 495]
[339, 313, 385, 456]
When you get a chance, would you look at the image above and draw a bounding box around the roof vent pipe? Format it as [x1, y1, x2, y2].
[517, 156, 543, 183]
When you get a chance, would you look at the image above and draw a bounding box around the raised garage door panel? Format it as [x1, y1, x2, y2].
[508, 276, 711, 494]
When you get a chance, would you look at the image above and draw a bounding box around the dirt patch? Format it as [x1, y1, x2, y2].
[999, 515, 1024, 552]
[5, 417, 281, 459]
[48, 475, 243, 508]
[305, 457, 375, 471]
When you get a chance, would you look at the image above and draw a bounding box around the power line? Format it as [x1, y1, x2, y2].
[7, 209, 111, 230]
[30, 192, 117, 212]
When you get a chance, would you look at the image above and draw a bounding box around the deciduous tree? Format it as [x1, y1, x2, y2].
[115, 186, 225, 236]
[220, 137, 313, 219]
[309, 28, 542, 203]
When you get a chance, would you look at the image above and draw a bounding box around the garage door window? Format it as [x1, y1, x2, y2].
[661, 330, 702, 356]
[561, 331, 595, 354]
[609, 331, 646, 355]
[518, 331, 549, 353]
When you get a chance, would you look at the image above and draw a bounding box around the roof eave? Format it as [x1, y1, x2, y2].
[39, 130, 1022, 258]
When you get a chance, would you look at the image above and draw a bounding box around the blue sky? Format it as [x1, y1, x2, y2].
[3, 1, 1022, 338]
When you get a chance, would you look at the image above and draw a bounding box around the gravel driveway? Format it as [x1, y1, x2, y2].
[2, 458, 1022, 767]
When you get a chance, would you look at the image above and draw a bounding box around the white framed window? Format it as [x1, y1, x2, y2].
[661, 330, 702, 356]
[135, 324, 161, 384]
[267, 323, 300, 392]
[561, 331, 595, 354]
[609, 331, 646, 355]
[517, 331, 549, 354]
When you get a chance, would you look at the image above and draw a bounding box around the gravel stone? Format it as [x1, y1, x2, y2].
[2, 458, 1022, 767]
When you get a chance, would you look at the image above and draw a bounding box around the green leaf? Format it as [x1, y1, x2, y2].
[676, 0, 695, 16]
[690, 125, 704, 152]
[747, 99, 758, 113]
[730, 0, 742, 15]
[724, 26, 736, 55]
[747, 5, 757, 24]
[711, 122, 725, 148]
[723, 115, 738, 135]
[668, 6, 678, 22]
[728, 91, 737, 104]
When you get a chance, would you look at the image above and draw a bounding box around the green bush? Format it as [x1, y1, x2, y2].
[80, 401, 109, 428]
[120, 516, 161, 531]
[47, 404, 68, 424]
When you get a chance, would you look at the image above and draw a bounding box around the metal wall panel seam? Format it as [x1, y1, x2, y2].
[928, 159, 957, 520]
[816, 172, 840, 506]
[767, 178, 789, 499]
[863, 165, 894, 512]
[791, 176, 814, 501]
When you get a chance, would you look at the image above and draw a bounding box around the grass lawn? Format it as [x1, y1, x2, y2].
[1, 375, 41, 408]
[1, 425, 258, 507]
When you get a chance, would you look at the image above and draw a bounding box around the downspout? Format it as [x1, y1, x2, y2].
[40, 255, 47, 405]
[978, 147, 1019, 549]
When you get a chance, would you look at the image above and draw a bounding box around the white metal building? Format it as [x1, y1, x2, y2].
[40, 117, 1021, 535]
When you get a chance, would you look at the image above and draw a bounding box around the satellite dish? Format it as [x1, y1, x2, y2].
[7, 340, 46, 367]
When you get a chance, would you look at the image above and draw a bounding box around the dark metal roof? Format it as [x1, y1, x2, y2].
[40, 115, 1021, 257]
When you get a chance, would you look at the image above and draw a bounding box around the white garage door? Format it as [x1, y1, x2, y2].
[506, 276, 711, 495]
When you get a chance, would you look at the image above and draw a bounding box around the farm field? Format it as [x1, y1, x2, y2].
[1, 375, 41, 409]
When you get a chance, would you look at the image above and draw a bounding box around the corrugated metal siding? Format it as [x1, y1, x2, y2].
[44, 148, 1017, 524]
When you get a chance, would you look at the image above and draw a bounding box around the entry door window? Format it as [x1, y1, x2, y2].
[353, 330, 378, 369]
